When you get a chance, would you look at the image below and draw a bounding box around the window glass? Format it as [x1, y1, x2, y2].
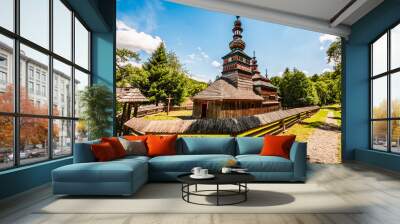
[19, 117, 49, 165]
[0, 116, 14, 170]
[20, 0, 49, 49]
[53, 59, 72, 117]
[372, 33, 387, 76]
[391, 24, 400, 70]
[20, 44, 49, 115]
[75, 120, 88, 143]
[74, 69, 89, 117]
[391, 120, 400, 153]
[0, 35, 14, 112]
[53, 0, 72, 60]
[53, 119, 72, 157]
[0, 0, 14, 31]
[372, 121, 388, 151]
[372, 76, 387, 119]
[391, 72, 400, 118]
[74, 18, 89, 70]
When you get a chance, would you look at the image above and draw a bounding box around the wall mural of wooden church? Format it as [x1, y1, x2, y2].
[192, 16, 281, 119]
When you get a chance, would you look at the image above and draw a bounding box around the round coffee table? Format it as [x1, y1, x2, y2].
[177, 173, 255, 206]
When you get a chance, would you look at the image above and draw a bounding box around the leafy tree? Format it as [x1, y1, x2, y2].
[326, 38, 342, 102]
[186, 78, 208, 96]
[327, 38, 342, 69]
[279, 68, 319, 107]
[80, 84, 113, 139]
[314, 81, 329, 105]
[0, 85, 58, 151]
[116, 48, 141, 87]
[270, 76, 282, 88]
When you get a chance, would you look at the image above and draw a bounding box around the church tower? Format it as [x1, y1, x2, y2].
[221, 16, 253, 91]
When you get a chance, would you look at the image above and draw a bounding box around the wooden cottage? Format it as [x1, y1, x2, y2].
[192, 16, 280, 119]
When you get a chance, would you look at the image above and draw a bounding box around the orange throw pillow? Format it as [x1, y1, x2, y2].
[101, 137, 126, 158]
[260, 135, 296, 159]
[123, 135, 148, 142]
[91, 142, 117, 161]
[146, 135, 177, 157]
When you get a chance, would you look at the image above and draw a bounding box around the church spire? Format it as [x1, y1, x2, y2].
[251, 50, 259, 74]
[229, 16, 246, 51]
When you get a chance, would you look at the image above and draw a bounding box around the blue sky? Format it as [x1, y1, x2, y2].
[116, 0, 337, 82]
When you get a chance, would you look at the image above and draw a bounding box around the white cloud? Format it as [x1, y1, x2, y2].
[211, 60, 221, 68]
[303, 70, 309, 75]
[116, 20, 162, 54]
[196, 46, 209, 59]
[322, 68, 333, 73]
[188, 54, 196, 60]
[319, 34, 337, 43]
[201, 51, 209, 59]
[320, 46, 324, 51]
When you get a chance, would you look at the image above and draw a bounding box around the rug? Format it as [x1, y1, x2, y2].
[37, 183, 362, 214]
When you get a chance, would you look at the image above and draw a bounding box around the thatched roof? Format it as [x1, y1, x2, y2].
[192, 78, 263, 101]
[124, 106, 319, 135]
[116, 87, 149, 103]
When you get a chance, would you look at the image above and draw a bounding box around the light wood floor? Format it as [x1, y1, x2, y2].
[1, 162, 400, 224]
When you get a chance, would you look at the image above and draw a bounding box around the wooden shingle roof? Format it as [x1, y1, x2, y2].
[192, 78, 263, 101]
[116, 87, 149, 103]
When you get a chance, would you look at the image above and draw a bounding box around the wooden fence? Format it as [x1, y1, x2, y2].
[237, 109, 317, 137]
[136, 105, 193, 117]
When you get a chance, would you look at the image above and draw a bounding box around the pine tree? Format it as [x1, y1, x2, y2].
[142, 43, 188, 106]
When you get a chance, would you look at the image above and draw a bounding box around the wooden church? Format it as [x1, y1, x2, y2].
[192, 16, 280, 119]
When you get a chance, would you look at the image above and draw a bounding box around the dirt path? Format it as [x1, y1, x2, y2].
[307, 111, 341, 164]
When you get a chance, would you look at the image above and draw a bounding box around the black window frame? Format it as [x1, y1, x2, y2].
[370, 21, 400, 154]
[0, 0, 92, 171]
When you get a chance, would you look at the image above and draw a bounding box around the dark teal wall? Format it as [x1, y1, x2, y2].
[0, 0, 116, 200]
[92, 32, 116, 135]
[344, 0, 400, 171]
[0, 158, 72, 199]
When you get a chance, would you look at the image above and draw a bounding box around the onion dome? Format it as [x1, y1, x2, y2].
[229, 16, 246, 51]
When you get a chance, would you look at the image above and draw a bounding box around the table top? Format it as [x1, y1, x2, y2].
[177, 172, 255, 185]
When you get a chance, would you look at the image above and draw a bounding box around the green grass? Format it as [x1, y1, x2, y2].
[143, 110, 193, 121]
[281, 108, 329, 142]
[282, 104, 341, 142]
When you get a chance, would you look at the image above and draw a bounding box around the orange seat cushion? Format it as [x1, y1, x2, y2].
[101, 137, 127, 158]
[91, 142, 118, 162]
[260, 135, 296, 159]
[146, 135, 178, 157]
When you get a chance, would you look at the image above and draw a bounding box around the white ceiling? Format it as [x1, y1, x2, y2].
[169, 0, 384, 37]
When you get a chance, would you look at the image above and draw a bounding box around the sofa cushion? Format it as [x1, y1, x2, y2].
[236, 155, 293, 172]
[91, 142, 118, 162]
[73, 140, 100, 163]
[119, 138, 147, 156]
[260, 135, 296, 159]
[149, 154, 235, 172]
[236, 137, 263, 155]
[147, 135, 177, 157]
[101, 137, 127, 158]
[177, 137, 236, 155]
[53, 158, 147, 183]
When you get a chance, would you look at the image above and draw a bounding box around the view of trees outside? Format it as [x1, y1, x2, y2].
[116, 37, 343, 135]
[115, 44, 208, 132]
[270, 38, 342, 108]
[0, 86, 64, 168]
[371, 25, 400, 153]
